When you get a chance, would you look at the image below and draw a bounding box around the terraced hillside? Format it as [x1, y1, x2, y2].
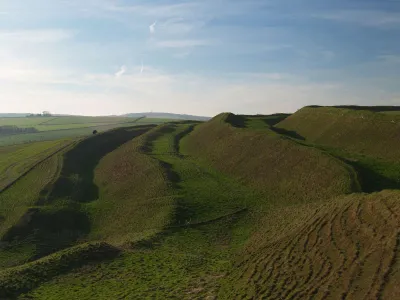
[1, 110, 400, 299]
[183, 113, 357, 204]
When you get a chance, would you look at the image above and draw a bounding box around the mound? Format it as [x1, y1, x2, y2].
[0, 242, 119, 298]
[182, 113, 358, 205]
[276, 106, 400, 160]
[222, 190, 400, 299]
[88, 126, 175, 244]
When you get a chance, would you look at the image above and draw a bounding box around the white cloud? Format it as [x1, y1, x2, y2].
[149, 21, 157, 34]
[115, 65, 127, 78]
[1, 58, 398, 116]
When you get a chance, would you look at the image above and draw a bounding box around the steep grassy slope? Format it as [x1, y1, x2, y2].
[183, 113, 357, 205]
[87, 127, 175, 244]
[276, 106, 400, 193]
[276, 106, 400, 160]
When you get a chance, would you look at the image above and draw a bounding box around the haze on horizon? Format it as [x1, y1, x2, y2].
[1, 0, 399, 116]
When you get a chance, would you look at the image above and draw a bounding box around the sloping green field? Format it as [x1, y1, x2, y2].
[0, 108, 400, 299]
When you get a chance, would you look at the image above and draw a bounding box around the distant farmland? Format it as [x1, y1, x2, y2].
[0, 116, 175, 146]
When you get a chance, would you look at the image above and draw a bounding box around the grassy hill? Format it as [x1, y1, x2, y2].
[183, 113, 358, 204]
[0, 109, 400, 298]
[276, 106, 400, 160]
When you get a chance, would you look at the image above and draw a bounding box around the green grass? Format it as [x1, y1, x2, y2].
[0, 117, 51, 127]
[0, 139, 72, 191]
[0, 155, 63, 268]
[12, 116, 358, 298]
[183, 113, 357, 205]
[0, 126, 157, 264]
[41, 116, 133, 125]
[0, 242, 119, 299]
[276, 106, 400, 160]
[18, 122, 259, 299]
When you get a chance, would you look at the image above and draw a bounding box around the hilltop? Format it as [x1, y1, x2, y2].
[0, 106, 400, 299]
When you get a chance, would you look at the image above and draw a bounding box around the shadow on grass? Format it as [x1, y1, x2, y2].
[46, 125, 154, 204]
[344, 159, 400, 193]
[225, 114, 247, 128]
[270, 127, 305, 140]
[1, 206, 91, 259]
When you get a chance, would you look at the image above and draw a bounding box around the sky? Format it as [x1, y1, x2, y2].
[0, 0, 400, 116]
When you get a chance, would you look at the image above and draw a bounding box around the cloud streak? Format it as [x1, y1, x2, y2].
[313, 10, 400, 28]
[154, 39, 214, 48]
[0, 29, 74, 43]
[115, 65, 126, 78]
[149, 21, 157, 33]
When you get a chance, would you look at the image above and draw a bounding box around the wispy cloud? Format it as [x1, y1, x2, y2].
[313, 10, 400, 28]
[0, 29, 74, 43]
[154, 39, 214, 48]
[115, 65, 126, 78]
[140, 61, 144, 74]
[149, 21, 157, 34]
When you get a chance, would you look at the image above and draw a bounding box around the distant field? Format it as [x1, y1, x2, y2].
[41, 116, 133, 125]
[0, 140, 73, 191]
[0, 117, 174, 146]
[0, 117, 48, 127]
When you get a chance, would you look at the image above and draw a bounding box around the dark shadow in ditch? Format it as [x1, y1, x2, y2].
[225, 114, 247, 128]
[343, 159, 400, 193]
[270, 126, 305, 140]
[1, 205, 91, 260]
[0, 125, 156, 264]
[45, 125, 155, 204]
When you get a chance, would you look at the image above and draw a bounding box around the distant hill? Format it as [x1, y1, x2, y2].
[122, 112, 210, 121]
[0, 113, 29, 118]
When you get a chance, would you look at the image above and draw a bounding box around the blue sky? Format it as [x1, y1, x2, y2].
[0, 0, 399, 116]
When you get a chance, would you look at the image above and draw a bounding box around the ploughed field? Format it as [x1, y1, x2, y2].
[1, 107, 400, 299]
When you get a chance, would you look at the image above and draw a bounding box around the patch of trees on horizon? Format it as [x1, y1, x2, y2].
[26, 111, 52, 117]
